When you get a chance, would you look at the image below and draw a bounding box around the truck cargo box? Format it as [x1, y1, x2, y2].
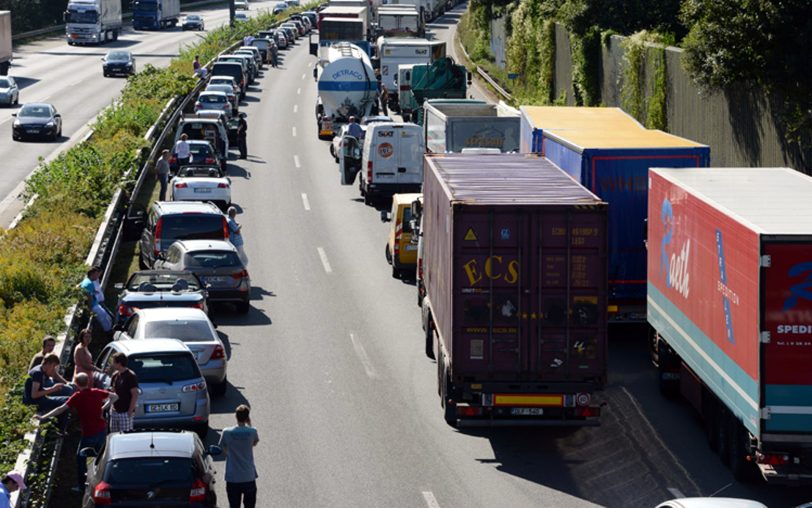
[519, 106, 710, 322]
[0, 11, 11, 75]
[648, 167, 812, 483]
[424, 99, 520, 154]
[422, 154, 608, 426]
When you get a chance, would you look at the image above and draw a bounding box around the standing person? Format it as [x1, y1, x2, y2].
[155, 149, 171, 201]
[379, 79, 389, 117]
[270, 41, 278, 68]
[219, 405, 259, 508]
[193, 55, 201, 72]
[35, 373, 118, 494]
[80, 267, 113, 334]
[243, 34, 254, 46]
[174, 133, 191, 167]
[0, 471, 25, 508]
[25, 353, 74, 412]
[237, 113, 248, 159]
[346, 116, 363, 139]
[227, 207, 248, 266]
[108, 352, 138, 433]
[29, 335, 56, 370]
[73, 328, 103, 383]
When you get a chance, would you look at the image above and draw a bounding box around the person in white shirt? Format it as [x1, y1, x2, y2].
[174, 133, 191, 167]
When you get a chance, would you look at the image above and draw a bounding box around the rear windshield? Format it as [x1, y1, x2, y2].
[185, 250, 242, 269]
[199, 94, 226, 104]
[144, 320, 215, 342]
[188, 143, 213, 156]
[180, 123, 222, 146]
[105, 458, 193, 485]
[211, 64, 243, 81]
[129, 353, 200, 382]
[159, 215, 225, 244]
[127, 273, 201, 291]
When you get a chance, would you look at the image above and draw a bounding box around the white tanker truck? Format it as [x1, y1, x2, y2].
[315, 42, 378, 140]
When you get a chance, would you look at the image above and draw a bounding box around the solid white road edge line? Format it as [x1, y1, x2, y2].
[317, 247, 332, 273]
[422, 491, 441, 508]
[301, 193, 310, 211]
[293, 154, 300, 168]
[349, 333, 379, 379]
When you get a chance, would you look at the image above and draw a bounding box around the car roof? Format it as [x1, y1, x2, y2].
[112, 338, 191, 354]
[198, 91, 227, 97]
[174, 239, 237, 252]
[21, 102, 52, 109]
[135, 307, 211, 320]
[153, 201, 223, 214]
[107, 431, 197, 461]
[210, 75, 236, 82]
[130, 269, 197, 277]
[186, 139, 213, 145]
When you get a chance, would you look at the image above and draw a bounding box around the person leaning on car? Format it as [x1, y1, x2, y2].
[108, 352, 138, 433]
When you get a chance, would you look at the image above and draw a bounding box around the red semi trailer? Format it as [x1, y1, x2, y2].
[648, 167, 812, 484]
[420, 154, 608, 427]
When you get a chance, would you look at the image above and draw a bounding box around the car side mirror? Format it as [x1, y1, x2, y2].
[54, 113, 61, 118]
[11, 113, 16, 117]
[114, 282, 124, 291]
[380, 210, 390, 223]
[207, 445, 222, 456]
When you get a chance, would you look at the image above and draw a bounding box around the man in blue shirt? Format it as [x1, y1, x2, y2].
[219, 404, 259, 508]
[79, 266, 113, 333]
[346, 116, 363, 139]
[0, 471, 25, 508]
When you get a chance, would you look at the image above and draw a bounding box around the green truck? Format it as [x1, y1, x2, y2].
[397, 57, 470, 124]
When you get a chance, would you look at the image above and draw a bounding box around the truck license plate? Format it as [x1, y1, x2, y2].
[146, 403, 179, 413]
[511, 408, 544, 416]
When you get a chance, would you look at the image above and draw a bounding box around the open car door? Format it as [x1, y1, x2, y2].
[339, 135, 363, 185]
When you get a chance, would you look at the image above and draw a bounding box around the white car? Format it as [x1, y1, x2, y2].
[194, 91, 233, 118]
[234, 0, 249, 10]
[171, 166, 232, 209]
[204, 83, 238, 112]
[655, 499, 768, 508]
[209, 75, 241, 97]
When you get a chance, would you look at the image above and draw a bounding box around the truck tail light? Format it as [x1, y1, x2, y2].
[367, 160, 373, 183]
[574, 406, 600, 418]
[457, 406, 482, 417]
[189, 478, 207, 503]
[93, 481, 112, 505]
[756, 452, 790, 466]
[210, 345, 225, 360]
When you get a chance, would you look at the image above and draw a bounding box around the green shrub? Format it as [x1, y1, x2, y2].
[571, 26, 601, 106]
[646, 47, 667, 130]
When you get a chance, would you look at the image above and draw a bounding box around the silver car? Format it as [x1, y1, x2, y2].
[154, 239, 251, 313]
[96, 339, 210, 437]
[194, 91, 233, 118]
[205, 83, 238, 112]
[114, 307, 228, 395]
[0, 76, 19, 106]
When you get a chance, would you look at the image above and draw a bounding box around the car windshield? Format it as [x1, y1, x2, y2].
[144, 320, 215, 342]
[129, 353, 200, 382]
[160, 215, 225, 244]
[127, 273, 201, 291]
[105, 458, 194, 485]
[189, 143, 213, 155]
[19, 105, 51, 118]
[179, 167, 220, 177]
[185, 250, 242, 269]
[107, 51, 130, 61]
[207, 85, 232, 94]
[199, 95, 226, 104]
[210, 79, 233, 86]
[0, 78, 10, 88]
[186, 15, 200, 20]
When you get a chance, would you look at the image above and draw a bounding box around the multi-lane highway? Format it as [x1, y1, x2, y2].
[0, 0, 281, 226]
[203, 7, 810, 507]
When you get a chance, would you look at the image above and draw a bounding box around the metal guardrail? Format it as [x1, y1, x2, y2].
[11, 0, 231, 41]
[454, 21, 512, 102]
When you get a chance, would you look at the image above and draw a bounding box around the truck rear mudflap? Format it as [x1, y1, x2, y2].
[450, 391, 602, 428]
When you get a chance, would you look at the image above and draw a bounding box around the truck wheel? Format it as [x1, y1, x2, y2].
[424, 317, 435, 359]
[729, 420, 758, 483]
[112, 29, 118, 41]
[0, 62, 8, 76]
[717, 406, 732, 467]
[439, 360, 457, 427]
[657, 340, 679, 398]
[703, 392, 720, 453]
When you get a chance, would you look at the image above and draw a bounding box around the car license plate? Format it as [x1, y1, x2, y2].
[404, 244, 417, 251]
[511, 407, 544, 416]
[146, 403, 179, 413]
[28, 129, 39, 134]
[205, 276, 226, 283]
[194, 187, 212, 193]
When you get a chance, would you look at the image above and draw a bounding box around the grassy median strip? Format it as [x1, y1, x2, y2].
[0, 6, 311, 498]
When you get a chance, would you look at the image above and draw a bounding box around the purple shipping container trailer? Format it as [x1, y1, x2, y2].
[420, 154, 608, 427]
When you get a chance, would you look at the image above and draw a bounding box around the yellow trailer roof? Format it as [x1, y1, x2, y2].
[520, 106, 642, 131]
[545, 127, 707, 149]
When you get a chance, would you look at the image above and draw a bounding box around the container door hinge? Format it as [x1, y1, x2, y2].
[760, 331, 771, 344]
[760, 255, 772, 268]
[761, 407, 771, 420]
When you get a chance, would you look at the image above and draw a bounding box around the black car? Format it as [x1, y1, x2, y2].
[82, 430, 218, 508]
[113, 270, 209, 326]
[102, 50, 136, 77]
[182, 14, 205, 31]
[12, 103, 62, 141]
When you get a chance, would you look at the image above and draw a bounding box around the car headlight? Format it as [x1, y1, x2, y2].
[12, 120, 20, 127]
[46, 121, 55, 128]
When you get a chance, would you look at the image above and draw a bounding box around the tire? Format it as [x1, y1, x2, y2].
[112, 29, 118, 41]
[657, 340, 679, 398]
[194, 423, 209, 440]
[717, 406, 732, 467]
[424, 316, 435, 359]
[703, 392, 720, 453]
[211, 378, 228, 397]
[392, 264, 401, 279]
[385, 244, 392, 265]
[729, 419, 758, 482]
[236, 300, 250, 314]
[439, 356, 456, 427]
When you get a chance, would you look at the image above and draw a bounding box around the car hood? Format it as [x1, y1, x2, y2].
[0, 87, 12, 93]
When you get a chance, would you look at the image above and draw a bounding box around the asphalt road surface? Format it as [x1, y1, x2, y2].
[203, 16, 811, 508]
[0, 0, 282, 226]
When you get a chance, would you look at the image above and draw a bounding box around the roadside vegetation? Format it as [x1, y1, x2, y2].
[0, 7, 306, 498]
[459, 0, 811, 142]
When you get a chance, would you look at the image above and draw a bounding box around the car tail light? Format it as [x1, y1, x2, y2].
[367, 160, 373, 183]
[153, 219, 163, 255]
[211, 345, 225, 360]
[224, 103, 231, 110]
[170, 156, 177, 164]
[93, 481, 112, 505]
[118, 304, 134, 317]
[217, 183, 229, 188]
[231, 269, 248, 279]
[175, 182, 188, 188]
[194, 103, 201, 110]
[205, 157, 216, 164]
[194, 302, 205, 310]
[182, 381, 207, 392]
[223, 218, 229, 240]
[189, 478, 207, 503]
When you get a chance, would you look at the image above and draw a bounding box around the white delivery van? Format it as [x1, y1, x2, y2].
[359, 122, 424, 205]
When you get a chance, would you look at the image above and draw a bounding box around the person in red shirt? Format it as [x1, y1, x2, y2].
[36, 372, 117, 494]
